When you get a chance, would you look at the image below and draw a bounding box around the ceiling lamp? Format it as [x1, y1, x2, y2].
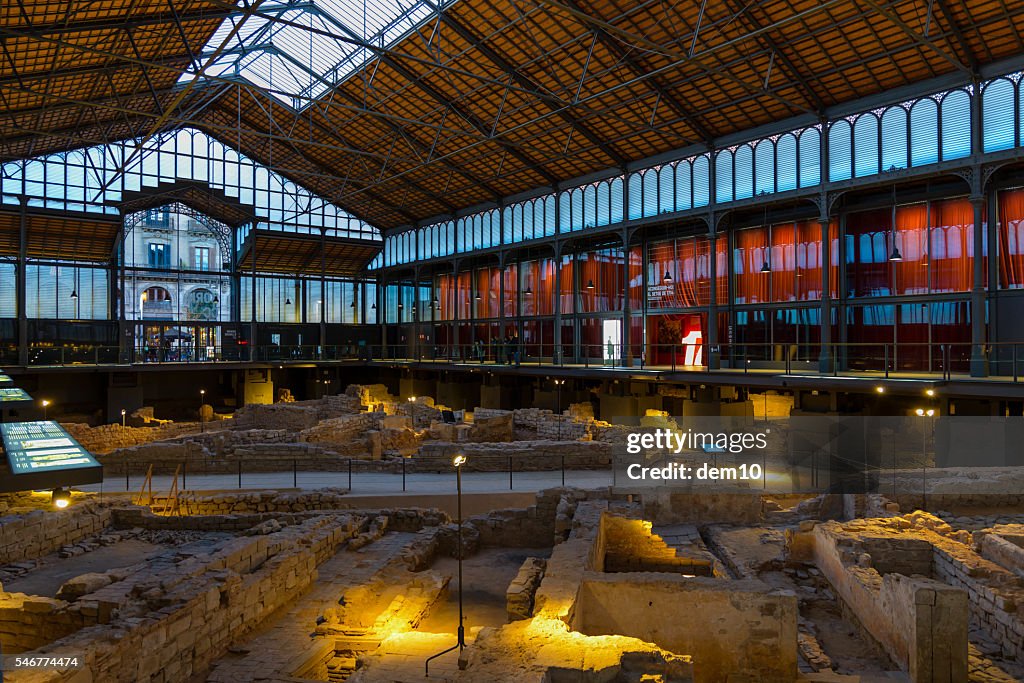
[663, 271, 672, 283]
[760, 261, 771, 273]
[585, 279, 595, 289]
[285, 298, 292, 305]
[69, 290, 78, 300]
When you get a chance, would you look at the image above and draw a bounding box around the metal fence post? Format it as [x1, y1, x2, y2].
[508, 455, 513, 490]
[402, 457, 406, 492]
[293, 458, 298, 488]
[561, 455, 565, 487]
[348, 458, 353, 490]
[237, 460, 242, 489]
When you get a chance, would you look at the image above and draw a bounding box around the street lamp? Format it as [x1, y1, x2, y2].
[200, 389, 206, 433]
[407, 396, 417, 428]
[914, 408, 935, 509]
[121, 408, 126, 428]
[553, 379, 565, 440]
[41, 399, 50, 420]
[426, 453, 468, 676]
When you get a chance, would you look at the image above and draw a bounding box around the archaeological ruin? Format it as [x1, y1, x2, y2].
[1, 379, 1022, 683]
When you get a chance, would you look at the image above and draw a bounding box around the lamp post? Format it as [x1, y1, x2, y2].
[425, 453, 468, 676]
[200, 389, 206, 433]
[41, 399, 50, 420]
[408, 395, 416, 429]
[915, 408, 935, 510]
[121, 408, 126, 428]
[553, 379, 565, 440]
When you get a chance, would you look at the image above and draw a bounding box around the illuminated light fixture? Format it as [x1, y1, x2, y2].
[663, 271, 673, 283]
[398, 302, 404, 309]
[70, 289, 78, 300]
[760, 261, 771, 273]
[474, 293, 481, 300]
[432, 298, 439, 306]
[213, 295, 219, 303]
[453, 453, 467, 467]
[915, 408, 935, 417]
[875, 386, 885, 394]
[586, 279, 595, 289]
[524, 287, 533, 296]
[350, 300, 356, 307]
[925, 389, 935, 397]
[51, 488, 71, 509]
[371, 303, 377, 310]
[888, 246, 903, 262]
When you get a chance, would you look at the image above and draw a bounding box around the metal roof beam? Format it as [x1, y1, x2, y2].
[440, 14, 628, 167]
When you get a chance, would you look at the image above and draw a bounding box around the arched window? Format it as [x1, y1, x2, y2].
[642, 169, 659, 218]
[597, 182, 611, 226]
[674, 160, 692, 211]
[910, 98, 939, 166]
[828, 120, 852, 181]
[693, 156, 710, 207]
[983, 78, 1016, 152]
[941, 89, 972, 160]
[658, 166, 674, 214]
[571, 189, 584, 231]
[734, 144, 754, 199]
[583, 185, 597, 228]
[754, 140, 775, 195]
[853, 113, 879, 177]
[880, 107, 908, 171]
[503, 207, 514, 244]
[544, 196, 557, 236]
[715, 150, 733, 203]
[609, 178, 624, 223]
[777, 134, 797, 191]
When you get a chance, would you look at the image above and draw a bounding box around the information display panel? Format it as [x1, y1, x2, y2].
[0, 387, 32, 403]
[0, 421, 102, 491]
[0, 373, 12, 385]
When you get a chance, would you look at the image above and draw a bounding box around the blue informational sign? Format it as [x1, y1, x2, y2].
[1, 421, 100, 475]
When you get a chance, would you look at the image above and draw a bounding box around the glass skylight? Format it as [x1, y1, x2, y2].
[181, 0, 455, 109]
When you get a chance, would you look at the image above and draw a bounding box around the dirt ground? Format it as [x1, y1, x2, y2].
[416, 547, 552, 634]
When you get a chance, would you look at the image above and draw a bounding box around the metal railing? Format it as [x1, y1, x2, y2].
[9, 341, 1024, 382]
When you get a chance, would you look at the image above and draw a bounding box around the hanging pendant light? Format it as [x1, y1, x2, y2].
[524, 286, 533, 296]
[70, 289, 78, 300]
[760, 260, 771, 273]
[585, 279, 595, 289]
[889, 183, 902, 262]
[285, 297, 292, 305]
[663, 271, 673, 283]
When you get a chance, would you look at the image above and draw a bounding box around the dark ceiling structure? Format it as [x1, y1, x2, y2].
[2, 0, 1023, 232]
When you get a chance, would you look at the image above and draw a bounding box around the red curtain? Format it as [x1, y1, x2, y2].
[734, 226, 769, 304]
[894, 203, 928, 295]
[930, 197, 974, 293]
[999, 189, 1024, 289]
[456, 271, 472, 320]
[578, 248, 623, 313]
[771, 222, 797, 302]
[628, 246, 643, 310]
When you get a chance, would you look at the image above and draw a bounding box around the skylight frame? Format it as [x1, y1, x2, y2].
[182, 0, 456, 111]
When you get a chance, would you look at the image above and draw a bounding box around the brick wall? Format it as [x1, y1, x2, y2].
[0, 502, 111, 565]
[18, 515, 360, 683]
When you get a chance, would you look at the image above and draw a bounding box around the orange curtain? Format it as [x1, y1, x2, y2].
[894, 203, 928, 295]
[930, 198, 974, 293]
[999, 189, 1024, 289]
[502, 264, 517, 317]
[437, 274, 455, 320]
[715, 237, 729, 306]
[678, 239, 700, 307]
[734, 226, 769, 304]
[770, 222, 797, 301]
[628, 246, 643, 309]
